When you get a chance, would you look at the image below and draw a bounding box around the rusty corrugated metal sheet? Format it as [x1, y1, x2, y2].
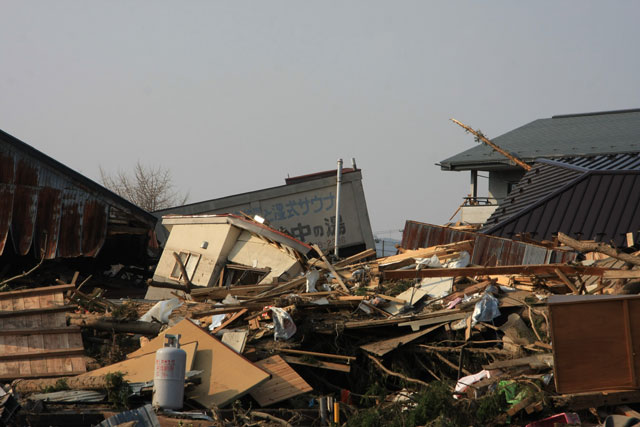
[58, 191, 84, 258]
[34, 187, 62, 259]
[0, 149, 110, 259]
[401, 220, 575, 266]
[0, 184, 13, 255]
[82, 199, 108, 257]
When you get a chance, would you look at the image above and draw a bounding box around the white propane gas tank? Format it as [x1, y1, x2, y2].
[152, 334, 186, 410]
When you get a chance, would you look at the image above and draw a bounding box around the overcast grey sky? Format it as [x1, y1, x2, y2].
[1, 1, 639, 239]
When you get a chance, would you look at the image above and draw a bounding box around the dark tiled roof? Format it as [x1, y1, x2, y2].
[482, 170, 640, 247]
[440, 109, 640, 170]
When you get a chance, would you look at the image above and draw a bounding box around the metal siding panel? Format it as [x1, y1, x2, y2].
[0, 184, 14, 255]
[10, 186, 38, 255]
[81, 200, 108, 257]
[556, 179, 589, 236]
[34, 187, 62, 259]
[591, 175, 623, 242]
[57, 191, 84, 258]
[603, 174, 636, 246]
[541, 187, 574, 241]
[522, 244, 547, 264]
[0, 152, 15, 183]
[580, 175, 608, 239]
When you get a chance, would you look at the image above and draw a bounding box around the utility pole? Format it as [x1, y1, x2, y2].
[450, 118, 531, 171]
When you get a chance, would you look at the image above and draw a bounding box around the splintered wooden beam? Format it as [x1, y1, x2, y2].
[451, 118, 531, 171]
[554, 268, 580, 294]
[312, 244, 349, 292]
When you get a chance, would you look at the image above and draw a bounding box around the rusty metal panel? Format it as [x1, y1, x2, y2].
[0, 152, 14, 183]
[401, 220, 476, 249]
[402, 220, 575, 266]
[10, 186, 38, 256]
[34, 187, 62, 259]
[0, 184, 14, 255]
[81, 200, 108, 257]
[57, 191, 84, 258]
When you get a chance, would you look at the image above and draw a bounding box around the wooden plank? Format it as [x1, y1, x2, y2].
[0, 327, 81, 336]
[343, 308, 466, 330]
[377, 240, 473, 267]
[384, 264, 606, 280]
[361, 324, 443, 356]
[398, 313, 468, 332]
[334, 248, 377, 268]
[0, 285, 75, 299]
[212, 309, 248, 334]
[128, 319, 270, 408]
[0, 305, 74, 319]
[282, 355, 351, 373]
[249, 355, 312, 406]
[0, 369, 87, 380]
[604, 269, 640, 279]
[277, 349, 356, 362]
[0, 347, 85, 361]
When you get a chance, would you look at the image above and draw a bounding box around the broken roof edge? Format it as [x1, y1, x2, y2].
[161, 213, 314, 256]
[0, 128, 157, 227]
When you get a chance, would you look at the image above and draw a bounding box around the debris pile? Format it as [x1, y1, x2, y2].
[3, 215, 640, 426]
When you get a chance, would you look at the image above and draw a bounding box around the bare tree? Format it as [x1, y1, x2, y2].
[100, 162, 189, 211]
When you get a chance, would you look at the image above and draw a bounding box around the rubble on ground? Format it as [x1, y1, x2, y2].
[3, 216, 640, 427]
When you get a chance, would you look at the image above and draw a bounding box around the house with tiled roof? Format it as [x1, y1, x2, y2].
[440, 109, 640, 245]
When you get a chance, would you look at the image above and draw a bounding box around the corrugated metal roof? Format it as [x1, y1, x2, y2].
[440, 109, 640, 170]
[483, 170, 640, 247]
[556, 152, 640, 170]
[482, 162, 585, 230]
[0, 128, 156, 258]
[401, 220, 575, 266]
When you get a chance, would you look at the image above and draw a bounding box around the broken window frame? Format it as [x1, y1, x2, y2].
[170, 251, 201, 282]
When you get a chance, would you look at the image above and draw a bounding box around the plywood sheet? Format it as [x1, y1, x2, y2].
[549, 296, 640, 394]
[128, 319, 270, 408]
[249, 355, 312, 406]
[79, 342, 197, 383]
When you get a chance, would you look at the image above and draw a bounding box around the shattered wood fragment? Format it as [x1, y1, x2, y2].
[554, 268, 580, 294]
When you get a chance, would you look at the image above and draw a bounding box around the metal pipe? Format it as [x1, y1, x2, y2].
[334, 159, 343, 258]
